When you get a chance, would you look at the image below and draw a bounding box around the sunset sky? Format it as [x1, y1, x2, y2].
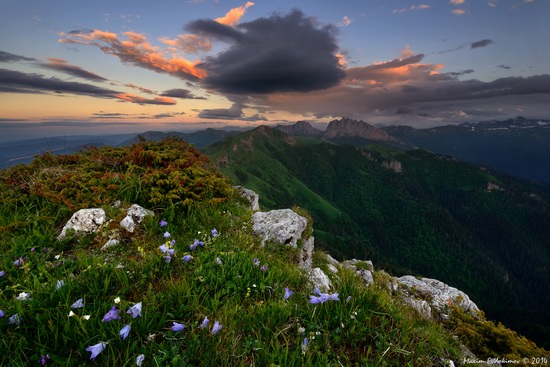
[1, 0, 549, 141]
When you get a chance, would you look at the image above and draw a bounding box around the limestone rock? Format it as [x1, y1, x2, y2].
[251, 209, 307, 247]
[120, 204, 154, 233]
[401, 297, 432, 320]
[397, 275, 480, 320]
[58, 208, 106, 240]
[325, 254, 340, 267]
[299, 237, 315, 270]
[101, 238, 120, 251]
[381, 159, 403, 173]
[309, 267, 331, 292]
[234, 186, 260, 211]
[356, 269, 374, 286]
[327, 264, 339, 274]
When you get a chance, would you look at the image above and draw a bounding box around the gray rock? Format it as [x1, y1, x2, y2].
[251, 209, 307, 247]
[325, 254, 340, 267]
[309, 267, 331, 292]
[100, 238, 120, 251]
[397, 276, 480, 320]
[327, 264, 339, 274]
[58, 208, 106, 240]
[120, 204, 154, 233]
[356, 269, 374, 286]
[342, 259, 374, 272]
[299, 236, 315, 270]
[234, 186, 260, 211]
[401, 297, 432, 320]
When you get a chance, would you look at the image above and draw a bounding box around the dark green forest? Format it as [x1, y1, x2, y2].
[204, 126, 550, 348]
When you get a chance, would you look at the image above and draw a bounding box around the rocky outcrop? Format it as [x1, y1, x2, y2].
[381, 159, 403, 173]
[299, 236, 315, 270]
[309, 267, 331, 292]
[275, 121, 323, 137]
[323, 117, 400, 143]
[397, 276, 481, 320]
[251, 209, 307, 247]
[57, 208, 106, 240]
[234, 186, 260, 211]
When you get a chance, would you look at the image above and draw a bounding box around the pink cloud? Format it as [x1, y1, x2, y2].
[215, 1, 254, 26]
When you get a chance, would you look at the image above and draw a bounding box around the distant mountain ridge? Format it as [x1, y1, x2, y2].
[323, 117, 401, 143]
[384, 116, 550, 182]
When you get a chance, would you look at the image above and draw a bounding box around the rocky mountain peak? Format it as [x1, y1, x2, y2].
[323, 117, 399, 142]
[275, 121, 323, 137]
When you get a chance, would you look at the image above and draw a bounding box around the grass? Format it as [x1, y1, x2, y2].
[0, 140, 542, 366]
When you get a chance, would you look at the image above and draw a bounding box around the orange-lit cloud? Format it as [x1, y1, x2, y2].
[115, 93, 176, 105]
[215, 1, 254, 26]
[60, 30, 206, 80]
[160, 34, 212, 54]
[451, 9, 466, 15]
[450, 0, 465, 4]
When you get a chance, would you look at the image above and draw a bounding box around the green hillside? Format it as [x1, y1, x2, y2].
[204, 126, 550, 349]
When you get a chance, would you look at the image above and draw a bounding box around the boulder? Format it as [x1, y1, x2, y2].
[397, 276, 480, 320]
[309, 267, 331, 292]
[251, 209, 307, 247]
[58, 208, 106, 240]
[234, 186, 260, 211]
[101, 238, 120, 252]
[120, 204, 154, 233]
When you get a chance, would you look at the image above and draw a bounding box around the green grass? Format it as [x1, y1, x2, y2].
[0, 140, 544, 366]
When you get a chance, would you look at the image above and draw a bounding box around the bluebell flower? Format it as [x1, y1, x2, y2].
[86, 342, 106, 360]
[136, 354, 145, 366]
[38, 354, 51, 365]
[102, 306, 121, 322]
[56, 280, 65, 289]
[8, 313, 20, 325]
[211, 320, 223, 335]
[260, 265, 268, 272]
[302, 338, 309, 354]
[200, 316, 209, 329]
[0, 310, 4, 317]
[13, 258, 23, 267]
[170, 239, 176, 246]
[0, 270, 5, 277]
[329, 293, 339, 301]
[216, 257, 223, 265]
[164, 255, 172, 263]
[167, 249, 175, 256]
[211, 228, 219, 238]
[71, 298, 84, 309]
[182, 255, 193, 263]
[284, 287, 294, 300]
[120, 324, 131, 340]
[127, 302, 142, 318]
[309, 295, 324, 304]
[253, 258, 260, 266]
[163, 231, 171, 238]
[159, 220, 168, 227]
[172, 322, 185, 332]
[190, 239, 201, 251]
[159, 244, 169, 253]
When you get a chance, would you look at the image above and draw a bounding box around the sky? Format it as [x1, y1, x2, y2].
[1, 0, 549, 141]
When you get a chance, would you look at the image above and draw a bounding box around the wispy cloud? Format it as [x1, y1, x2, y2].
[471, 39, 494, 49]
[38, 58, 108, 82]
[449, 0, 465, 4]
[0, 51, 36, 63]
[451, 9, 467, 15]
[124, 83, 155, 94]
[160, 88, 206, 99]
[338, 16, 353, 27]
[0, 68, 176, 106]
[393, 4, 430, 14]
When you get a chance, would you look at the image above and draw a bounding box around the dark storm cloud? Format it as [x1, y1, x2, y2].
[189, 10, 345, 94]
[445, 69, 475, 78]
[471, 39, 494, 49]
[498, 64, 511, 70]
[38, 58, 109, 82]
[161, 88, 206, 100]
[92, 112, 129, 118]
[0, 51, 36, 63]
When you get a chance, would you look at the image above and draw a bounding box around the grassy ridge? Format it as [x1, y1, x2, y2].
[0, 140, 471, 366]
